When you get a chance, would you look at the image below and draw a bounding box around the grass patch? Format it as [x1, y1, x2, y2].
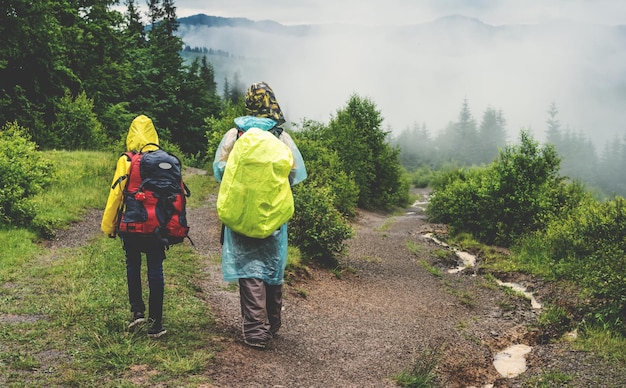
[523, 370, 573, 387]
[330, 265, 357, 279]
[406, 240, 423, 256]
[0, 235, 217, 386]
[362, 255, 383, 263]
[446, 287, 475, 308]
[0, 228, 42, 282]
[30, 150, 112, 237]
[575, 325, 626, 363]
[394, 341, 444, 387]
[0, 150, 221, 386]
[375, 218, 395, 233]
[183, 172, 218, 209]
[419, 260, 442, 278]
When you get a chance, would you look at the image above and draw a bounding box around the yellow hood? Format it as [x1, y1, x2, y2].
[126, 115, 159, 152]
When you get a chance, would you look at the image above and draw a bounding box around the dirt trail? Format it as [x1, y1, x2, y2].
[44, 186, 626, 387]
[189, 190, 620, 388]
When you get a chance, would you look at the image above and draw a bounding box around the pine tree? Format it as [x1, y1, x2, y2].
[478, 106, 507, 164]
[546, 101, 561, 146]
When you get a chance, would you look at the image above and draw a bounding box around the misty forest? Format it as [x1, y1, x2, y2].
[2, 0, 626, 348]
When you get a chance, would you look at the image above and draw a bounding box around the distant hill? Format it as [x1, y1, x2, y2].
[178, 14, 311, 36]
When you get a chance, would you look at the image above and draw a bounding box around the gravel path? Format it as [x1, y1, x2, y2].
[187, 188, 626, 387]
[50, 185, 626, 387]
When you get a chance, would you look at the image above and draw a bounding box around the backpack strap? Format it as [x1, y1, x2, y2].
[236, 126, 283, 139]
[139, 142, 161, 153]
[268, 126, 283, 138]
[111, 152, 134, 189]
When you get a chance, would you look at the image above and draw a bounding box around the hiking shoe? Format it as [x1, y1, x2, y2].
[128, 312, 146, 330]
[244, 338, 267, 349]
[147, 321, 167, 338]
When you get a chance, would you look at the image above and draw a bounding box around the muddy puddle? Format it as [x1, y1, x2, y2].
[422, 232, 539, 380]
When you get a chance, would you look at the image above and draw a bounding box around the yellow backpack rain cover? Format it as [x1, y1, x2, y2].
[217, 127, 294, 239]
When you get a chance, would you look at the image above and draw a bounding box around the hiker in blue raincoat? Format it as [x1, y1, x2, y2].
[213, 82, 306, 349]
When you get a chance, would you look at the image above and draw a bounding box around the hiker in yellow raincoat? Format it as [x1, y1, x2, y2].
[101, 115, 167, 338]
[213, 82, 307, 349]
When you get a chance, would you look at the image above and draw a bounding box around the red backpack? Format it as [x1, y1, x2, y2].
[114, 144, 191, 247]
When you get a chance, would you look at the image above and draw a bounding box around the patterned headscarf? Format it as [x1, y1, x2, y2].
[245, 82, 285, 125]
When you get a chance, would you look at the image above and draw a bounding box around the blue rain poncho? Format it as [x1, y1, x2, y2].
[213, 116, 307, 285]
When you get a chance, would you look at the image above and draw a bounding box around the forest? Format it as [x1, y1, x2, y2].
[1, 0, 221, 158]
[392, 99, 626, 199]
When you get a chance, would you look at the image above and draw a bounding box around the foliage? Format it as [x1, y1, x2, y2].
[0, 122, 52, 226]
[514, 195, 626, 334]
[0, 236, 216, 385]
[295, 119, 360, 217]
[394, 342, 444, 387]
[409, 165, 436, 188]
[576, 323, 626, 362]
[428, 130, 567, 246]
[395, 99, 507, 171]
[289, 184, 354, 266]
[204, 99, 246, 168]
[324, 94, 409, 210]
[0, 0, 222, 157]
[49, 90, 107, 149]
[29, 150, 111, 238]
[1, 149, 220, 385]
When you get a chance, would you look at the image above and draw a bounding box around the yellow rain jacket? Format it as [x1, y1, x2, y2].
[101, 115, 159, 236]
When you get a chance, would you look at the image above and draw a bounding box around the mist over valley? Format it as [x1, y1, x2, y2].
[177, 14, 626, 149]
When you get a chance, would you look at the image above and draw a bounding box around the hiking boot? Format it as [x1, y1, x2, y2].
[244, 338, 268, 349]
[147, 321, 167, 338]
[128, 312, 146, 330]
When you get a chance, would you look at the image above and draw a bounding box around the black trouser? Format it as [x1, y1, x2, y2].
[239, 278, 282, 342]
[122, 235, 166, 322]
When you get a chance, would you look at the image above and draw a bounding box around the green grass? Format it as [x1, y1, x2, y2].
[575, 325, 626, 363]
[406, 240, 424, 256]
[523, 370, 573, 387]
[375, 218, 395, 233]
[0, 150, 220, 386]
[419, 260, 442, 278]
[31, 150, 113, 232]
[393, 342, 444, 387]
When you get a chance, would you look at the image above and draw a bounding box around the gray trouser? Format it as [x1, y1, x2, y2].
[239, 278, 282, 342]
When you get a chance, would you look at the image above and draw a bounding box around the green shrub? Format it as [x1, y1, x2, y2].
[49, 90, 107, 149]
[324, 95, 409, 210]
[296, 137, 359, 217]
[516, 196, 626, 333]
[289, 184, 354, 266]
[410, 165, 435, 188]
[428, 130, 566, 246]
[0, 122, 53, 226]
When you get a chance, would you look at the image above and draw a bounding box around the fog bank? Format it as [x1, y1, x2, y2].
[178, 16, 626, 146]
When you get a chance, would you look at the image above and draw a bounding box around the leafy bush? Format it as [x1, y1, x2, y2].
[289, 184, 354, 266]
[410, 165, 435, 188]
[296, 137, 359, 217]
[515, 195, 626, 334]
[324, 95, 409, 210]
[0, 122, 52, 226]
[428, 130, 566, 246]
[49, 91, 107, 149]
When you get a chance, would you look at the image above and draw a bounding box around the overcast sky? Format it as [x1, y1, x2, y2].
[171, 0, 626, 26]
